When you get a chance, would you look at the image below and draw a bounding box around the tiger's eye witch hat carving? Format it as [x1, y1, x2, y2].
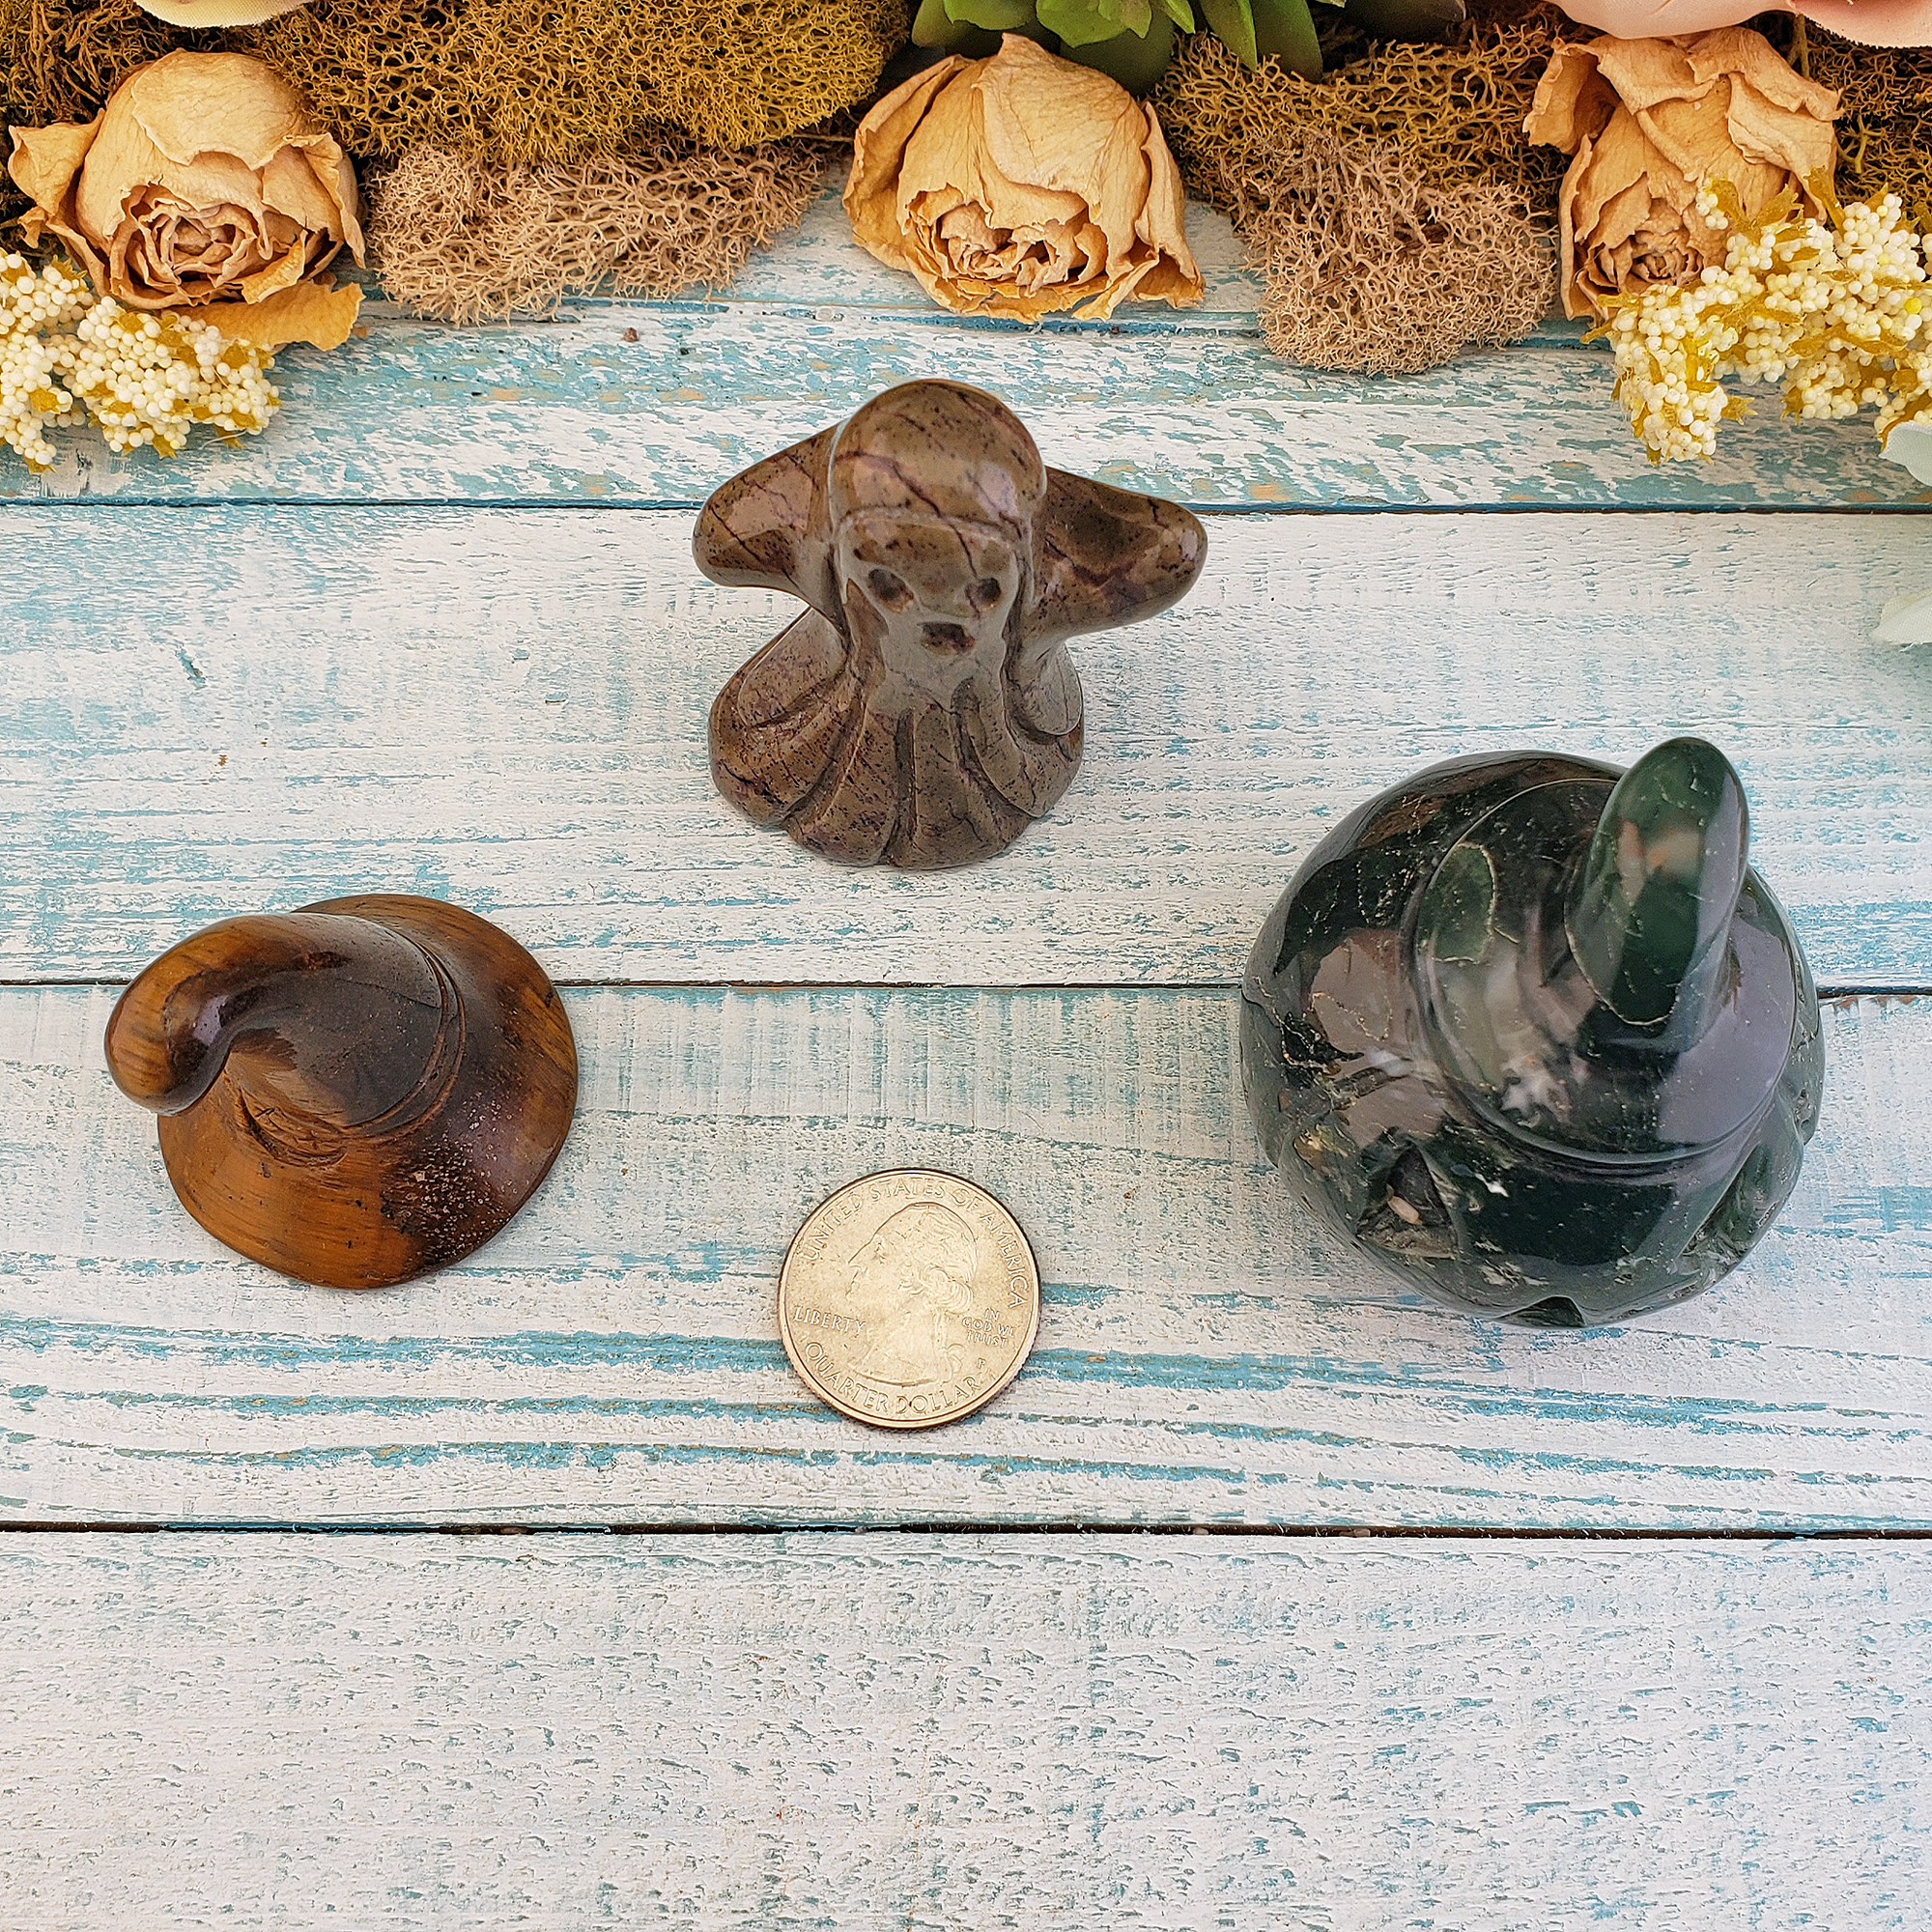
[104, 895, 577, 1289]
[696, 378, 1207, 870]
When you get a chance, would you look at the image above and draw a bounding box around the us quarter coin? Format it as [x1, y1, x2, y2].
[777, 1170, 1041, 1430]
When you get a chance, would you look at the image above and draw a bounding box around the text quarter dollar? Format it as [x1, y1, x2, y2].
[776, 1170, 1042, 1430]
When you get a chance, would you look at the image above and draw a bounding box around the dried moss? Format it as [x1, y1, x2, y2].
[1155, 21, 1560, 374]
[1215, 129, 1552, 374]
[1807, 33, 1932, 233]
[1, 0, 27, 111]
[246, 0, 908, 159]
[7, 0, 202, 126]
[2, 0, 35, 231]
[371, 135, 822, 321]
[1155, 10, 1567, 216]
[0, 0, 904, 160]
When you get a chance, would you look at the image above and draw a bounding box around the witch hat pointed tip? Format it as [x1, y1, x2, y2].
[1567, 737, 1750, 1037]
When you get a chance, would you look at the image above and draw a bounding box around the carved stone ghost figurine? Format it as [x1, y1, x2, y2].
[1241, 739, 1824, 1327]
[696, 379, 1207, 869]
[103, 895, 578, 1290]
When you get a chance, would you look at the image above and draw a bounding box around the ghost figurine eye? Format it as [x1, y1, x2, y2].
[696, 378, 1207, 869]
[867, 566, 914, 611]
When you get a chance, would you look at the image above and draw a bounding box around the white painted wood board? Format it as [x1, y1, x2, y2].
[4, 508, 1927, 986]
[2, 157, 1926, 1920]
[2, 1531, 1927, 1929]
[4, 195, 1923, 512]
[5, 987, 1925, 1530]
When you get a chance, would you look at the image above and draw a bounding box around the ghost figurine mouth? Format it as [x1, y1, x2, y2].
[922, 621, 973, 655]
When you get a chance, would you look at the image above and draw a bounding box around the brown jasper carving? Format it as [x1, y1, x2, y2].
[697, 379, 1207, 869]
[103, 895, 577, 1290]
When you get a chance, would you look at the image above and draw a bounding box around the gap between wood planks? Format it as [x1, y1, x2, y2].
[3, 1523, 1928, 1540]
[2, 980, 1925, 996]
[2, 500, 1929, 517]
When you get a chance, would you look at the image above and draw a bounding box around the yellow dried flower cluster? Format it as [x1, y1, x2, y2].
[2, 253, 280, 472]
[1593, 183, 1932, 465]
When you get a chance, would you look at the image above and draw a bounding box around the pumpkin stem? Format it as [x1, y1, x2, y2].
[1565, 737, 1749, 1041]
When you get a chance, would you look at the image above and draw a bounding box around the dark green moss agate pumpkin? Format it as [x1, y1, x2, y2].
[1240, 739, 1823, 1327]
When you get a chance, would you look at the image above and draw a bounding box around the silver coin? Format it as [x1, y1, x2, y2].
[777, 1169, 1041, 1430]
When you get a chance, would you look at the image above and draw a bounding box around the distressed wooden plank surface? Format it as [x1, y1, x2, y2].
[4, 195, 1924, 513]
[4, 508, 1927, 987]
[4, 987, 1926, 1530]
[2, 1532, 1927, 1929]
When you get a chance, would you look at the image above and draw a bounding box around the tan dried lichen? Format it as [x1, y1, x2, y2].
[1156, 13, 1568, 213]
[1155, 27, 1560, 374]
[1, 0, 906, 162]
[7, 0, 190, 126]
[1208, 129, 1553, 375]
[369, 137, 823, 323]
[247, 0, 908, 159]
[1807, 33, 1932, 230]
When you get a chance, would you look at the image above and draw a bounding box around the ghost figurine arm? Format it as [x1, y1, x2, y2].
[1027, 472, 1207, 645]
[692, 426, 838, 614]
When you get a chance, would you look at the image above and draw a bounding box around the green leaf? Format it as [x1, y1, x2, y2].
[1062, 4, 1177, 87]
[913, 0, 981, 44]
[1252, 0, 1321, 73]
[1159, 0, 1196, 25]
[1197, 0, 1256, 66]
[1037, 0, 1152, 47]
[945, 0, 1037, 26]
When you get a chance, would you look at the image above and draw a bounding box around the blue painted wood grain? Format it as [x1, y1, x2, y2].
[3, 196, 1927, 513]
[3, 1532, 1926, 1928]
[2, 505, 1926, 986]
[4, 985, 1925, 1530]
[1, 185, 1927, 1553]
[2, 136, 1928, 1919]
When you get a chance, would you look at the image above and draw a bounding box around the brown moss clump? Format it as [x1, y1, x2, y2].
[1806, 33, 1932, 233]
[369, 136, 822, 321]
[1155, 11, 1567, 216]
[245, 0, 907, 160]
[1, 0, 28, 113]
[5, 0, 199, 127]
[1, 0, 26, 224]
[1155, 26, 1560, 374]
[1220, 131, 1552, 375]
[0, 0, 903, 161]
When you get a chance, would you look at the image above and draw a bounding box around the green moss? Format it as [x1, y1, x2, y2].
[245, 0, 909, 159]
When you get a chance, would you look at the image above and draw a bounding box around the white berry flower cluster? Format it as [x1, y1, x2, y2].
[2, 252, 279, 472]
[1593, 181, 1931, 465]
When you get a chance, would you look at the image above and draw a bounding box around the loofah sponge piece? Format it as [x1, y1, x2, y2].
[245, 0, 907, 160]
[369, 137, 823, 323]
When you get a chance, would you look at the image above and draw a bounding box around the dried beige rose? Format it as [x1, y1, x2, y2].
[1525, 28, 1838, 320]
[8, 50, 363, 349]
[136, 0, 311, 23]
[844, 33, 1202, 322]
[1552, 0, 1932, 48]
